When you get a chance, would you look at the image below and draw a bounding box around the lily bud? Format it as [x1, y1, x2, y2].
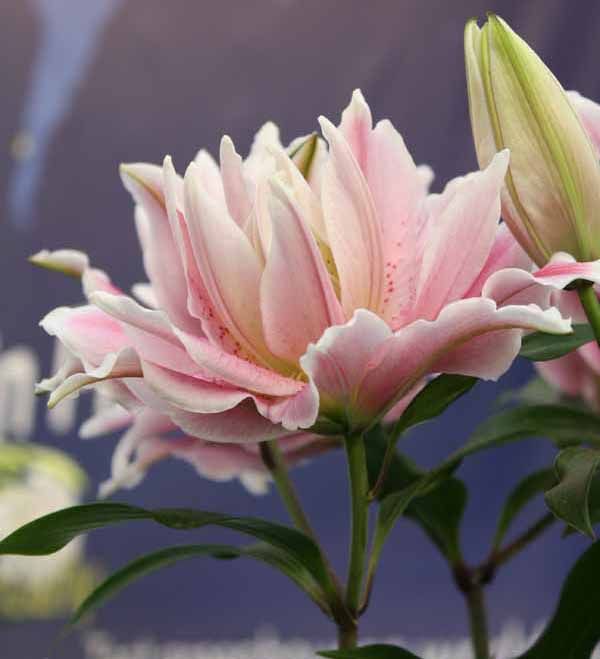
[465, 14, 600, 266]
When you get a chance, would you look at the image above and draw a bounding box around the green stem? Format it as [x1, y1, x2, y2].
[337, 624, 358, 650]
[578, 282, 600, 346]
[464, 585, 490, 659]
[489, 512, 556, 568]
[259, 441, 318, 542]
[344, 433, 369, 617]
[259, 441, 354, 635]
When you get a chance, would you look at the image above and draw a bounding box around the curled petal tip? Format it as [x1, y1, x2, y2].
[29, 249, 89, 278]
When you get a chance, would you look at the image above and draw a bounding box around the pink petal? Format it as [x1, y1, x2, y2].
[99, 409, 175, 497]
[255, 381, 319, 431]
[40, 305, 128, 367]
[120, 163, 203, 335]
[193, 149, 227, 206]
[533, 253, 600, 288]
[301, 302, 570, 431]
[140, 360, 266, 414]
[219, 136, 253, 227]
[482, 268, 553, 308]
[536, 350, 594, 398]
[339, 91, 429, 327]
[79, 404, 133, 439]
[260, 176, 344, 363]
[183, 162, 278, 369]
[415, 151, 509, 320]
[48, 348, 141, 408]
[464, 223, 531, 298]
[300, 310, 392, 428]
[163, 157, 243, 356]
[166, 401, 292, 444]
[318, 114, 384, 316]
[89, 291, 207, 378]
[172, 326, 302, 397]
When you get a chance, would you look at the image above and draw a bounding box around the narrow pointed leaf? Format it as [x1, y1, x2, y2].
[0, 503, 334, 598]
[456, 405, 600, 461]
[72, 542, 330, 625]
[519, 324, 594, 361]
[391, 374, 478, 437]
[544, 447, 600, 538]
[365, 434, 467, 561]
[516, 540, 600, 658]
[492, 468, 556, 549]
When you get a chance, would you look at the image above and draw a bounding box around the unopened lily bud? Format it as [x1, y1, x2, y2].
[465, 14, 600, 266]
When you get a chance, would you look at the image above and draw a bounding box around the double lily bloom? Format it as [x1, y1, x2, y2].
[35, 91, 574, 493]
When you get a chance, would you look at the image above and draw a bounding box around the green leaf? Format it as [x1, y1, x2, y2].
[391, 374, 478, 437]
[406, 476, 467, 562]
[544, 447, 600, 538]
[492, 468, 556, 549]
[516, 539, 600, 658]
[0, 503, 150, 555]
[519, 324, 594, 361]
[318, 644, 423, 658]
[72, 542, 330, 625]
[365, 435, 467, 562]
[0, 503, 334, 598]
[456, 405, 600, 461]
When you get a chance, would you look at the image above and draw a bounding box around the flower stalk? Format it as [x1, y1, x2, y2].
[259, 441, 319, 542]
[577, 282, 600, 347]
[344, 433, 369, 620]
[465, 585, 490, 659]
[259, 440, 354, 642]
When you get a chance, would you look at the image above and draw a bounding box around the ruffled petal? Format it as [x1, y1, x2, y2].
[172, 326, 302, 396]
[120, 163, 203, 335]
[415, 151, 510, 320]
[89, 291, 205, 377]
[318, 113, 384, 316]
[339, 90, 429, 327]
[301, 302, 570, 431]
[464, 223, 531, 298]
[219, 136, 253, 227]
[183, 161, 278, 369]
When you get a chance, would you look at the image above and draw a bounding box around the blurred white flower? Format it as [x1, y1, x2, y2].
[0, 443, 96, 619]
[83, 623, 591, 659]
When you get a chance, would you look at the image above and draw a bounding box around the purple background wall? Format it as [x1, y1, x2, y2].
[1, 0, 598, 655]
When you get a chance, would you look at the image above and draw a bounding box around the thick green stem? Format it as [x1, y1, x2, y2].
[344, 434, 369, 617]
[464, 585, 490, 659]
[259, 441, 318, 541]
[578, 282, 600, 347]
[337, 624, 358, 650]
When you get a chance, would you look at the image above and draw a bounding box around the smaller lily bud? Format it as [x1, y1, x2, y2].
[465, 14, 600, 266]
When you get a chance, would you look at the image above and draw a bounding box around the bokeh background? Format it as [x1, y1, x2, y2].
[1, 0, 598, 656]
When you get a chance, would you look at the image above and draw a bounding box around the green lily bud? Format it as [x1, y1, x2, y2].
[465, 14, 600, 266]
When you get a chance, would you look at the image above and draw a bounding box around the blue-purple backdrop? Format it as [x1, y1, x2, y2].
[1, 0, 598, 656]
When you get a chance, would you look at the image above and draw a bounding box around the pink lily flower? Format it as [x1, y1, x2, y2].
[34, 91, 572, 492]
